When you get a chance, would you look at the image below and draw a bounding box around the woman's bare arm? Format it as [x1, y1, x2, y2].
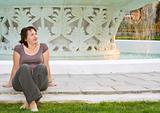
[43, 49, 56, 86]
[3, 51, 20, 87]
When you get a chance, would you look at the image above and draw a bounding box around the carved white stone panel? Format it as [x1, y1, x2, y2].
[0, 6, 126, 59]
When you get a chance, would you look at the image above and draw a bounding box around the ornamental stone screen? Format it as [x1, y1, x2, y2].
[0, 0, 157, 60]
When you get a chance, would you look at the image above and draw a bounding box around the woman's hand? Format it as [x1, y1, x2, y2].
[2, 82, 12, 88]
[48, 81, 57, 87]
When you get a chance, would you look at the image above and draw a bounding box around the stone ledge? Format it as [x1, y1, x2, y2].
[0, 93, 160, 103]
[1, 59, 160, 74]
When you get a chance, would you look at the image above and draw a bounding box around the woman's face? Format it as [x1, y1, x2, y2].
[26, 29, 38, 45]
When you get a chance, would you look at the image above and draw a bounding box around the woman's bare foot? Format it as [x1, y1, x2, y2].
[29, 101, 38, 112]
[20, 102, 29, 109]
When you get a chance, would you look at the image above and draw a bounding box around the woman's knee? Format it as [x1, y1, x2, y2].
[20, 64, 31, 71]
[36, 64, 47, 70]
[35, 64, 48, 74]
[21, 64, 29, 68]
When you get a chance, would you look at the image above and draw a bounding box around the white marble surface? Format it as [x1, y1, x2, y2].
[0, 72, 160, 102]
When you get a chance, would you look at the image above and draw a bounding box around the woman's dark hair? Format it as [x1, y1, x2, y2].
[19, 26, 37, 48]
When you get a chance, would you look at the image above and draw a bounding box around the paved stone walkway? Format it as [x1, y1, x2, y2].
[0, 72, 160, 103]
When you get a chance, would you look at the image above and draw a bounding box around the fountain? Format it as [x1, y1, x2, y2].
[1, 0, 160, 74]
[0, 0, 158, 60]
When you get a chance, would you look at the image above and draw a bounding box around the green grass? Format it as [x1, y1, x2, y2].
[115, 36, 160, 40]
[0, 101, 160, 113]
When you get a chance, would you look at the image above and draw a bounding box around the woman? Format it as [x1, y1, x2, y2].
[3, 26, 56, 112]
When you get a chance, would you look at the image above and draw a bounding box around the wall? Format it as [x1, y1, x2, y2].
[116, 40, 160, 54]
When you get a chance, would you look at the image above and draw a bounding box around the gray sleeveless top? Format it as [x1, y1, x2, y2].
[14, 43, 48, 69]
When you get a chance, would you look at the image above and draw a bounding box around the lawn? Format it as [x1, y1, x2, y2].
[115, 36, 160, 40]
[0, 101, 160, 113]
